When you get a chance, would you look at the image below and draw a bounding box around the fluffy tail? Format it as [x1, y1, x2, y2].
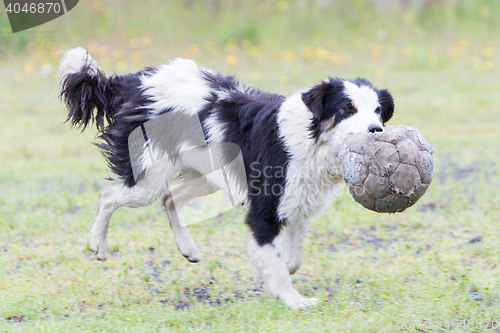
[59, 47, 112, 131]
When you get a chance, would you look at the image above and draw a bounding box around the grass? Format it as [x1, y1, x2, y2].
[1, 0, 500, 332]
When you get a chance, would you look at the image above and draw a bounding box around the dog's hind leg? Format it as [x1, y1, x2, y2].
[89, 184, 163, 260]
[161, 172, 219, 263]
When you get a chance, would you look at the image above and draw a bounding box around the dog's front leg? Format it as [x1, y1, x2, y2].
[281, 218, 311, 274]
[248, 233, 318, 311]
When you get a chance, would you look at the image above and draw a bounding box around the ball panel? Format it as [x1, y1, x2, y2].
[404, 127, 435, 153]
[342, 152, 368, 185]
[339, 132, 374, 157]
[363, 173, 392, 199]
[374, 125, 408, 144]
[348, 134, 372, 154]
[416, 151, 434, 184]
[365, 142, 400, 176]
[348, 184, 376, 211]
[375, 194, 409, 213]
[390, 164, 421, 196]
[396, 138, 420, 165]
[410, 183, 429, 204]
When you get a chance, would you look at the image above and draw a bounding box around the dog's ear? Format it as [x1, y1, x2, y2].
[301, 81, 332, 120]
[378, 89, 394, 123]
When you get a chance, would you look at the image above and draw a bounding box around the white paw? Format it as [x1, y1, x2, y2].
[177, 243, 202, 263]
[175, 233, 202, 263]
[89, 236, 109, 261]
[282, 290, 319, 311]
[287, 296, 319, 311]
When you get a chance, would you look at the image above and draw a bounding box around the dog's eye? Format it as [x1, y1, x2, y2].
[375, 107, 381, 114]
[345, 104, 355, 112]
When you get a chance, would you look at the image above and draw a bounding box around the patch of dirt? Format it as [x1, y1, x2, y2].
[468, 236, 482, 243]
[158, 280, 263, 311]
[6, 314, 25, 323]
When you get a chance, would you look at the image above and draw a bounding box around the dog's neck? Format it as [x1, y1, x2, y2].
[278, 92, 343, 179]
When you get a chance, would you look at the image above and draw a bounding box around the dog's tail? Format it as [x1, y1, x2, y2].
[59, 47, 112, 131]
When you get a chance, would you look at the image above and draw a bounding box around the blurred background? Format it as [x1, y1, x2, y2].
[1, 0, 499, 158]
[1, 1, 500, 330]
[1, 0, 498, 86]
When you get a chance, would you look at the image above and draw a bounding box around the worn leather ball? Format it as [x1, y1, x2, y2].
[338, 125, 435, 213]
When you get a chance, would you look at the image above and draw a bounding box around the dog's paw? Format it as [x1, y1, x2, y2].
[178, 245, 202, 263]
[288, 297, 318, 311]
[175, 234, 202, 263]
[89, 237, 109, 261]
[282, 291, 319, 311]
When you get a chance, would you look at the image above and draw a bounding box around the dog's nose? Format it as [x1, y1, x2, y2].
[368, 125, 384, 133]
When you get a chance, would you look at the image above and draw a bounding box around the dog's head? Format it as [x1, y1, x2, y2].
[302, 78, 394, 151]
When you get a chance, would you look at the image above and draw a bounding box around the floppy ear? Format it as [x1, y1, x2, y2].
[301, 81, 332, 120]
[378, 89, 394, 123]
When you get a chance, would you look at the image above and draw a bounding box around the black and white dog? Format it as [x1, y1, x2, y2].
[59, 48, 394, 310]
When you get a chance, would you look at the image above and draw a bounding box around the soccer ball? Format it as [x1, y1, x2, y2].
[338, 125, 435, 213]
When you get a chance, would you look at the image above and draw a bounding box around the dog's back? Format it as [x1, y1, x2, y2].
[59, 48, 287, 190]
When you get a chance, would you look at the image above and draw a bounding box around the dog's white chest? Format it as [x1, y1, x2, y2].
[278, 160, 343, 222]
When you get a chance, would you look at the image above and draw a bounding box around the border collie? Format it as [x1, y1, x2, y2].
[59, 47, 394, 310]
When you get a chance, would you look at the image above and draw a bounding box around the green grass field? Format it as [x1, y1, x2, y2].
[1, 1, 500, 332]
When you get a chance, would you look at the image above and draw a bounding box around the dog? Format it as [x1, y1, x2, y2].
[58, 47, 394, 310]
